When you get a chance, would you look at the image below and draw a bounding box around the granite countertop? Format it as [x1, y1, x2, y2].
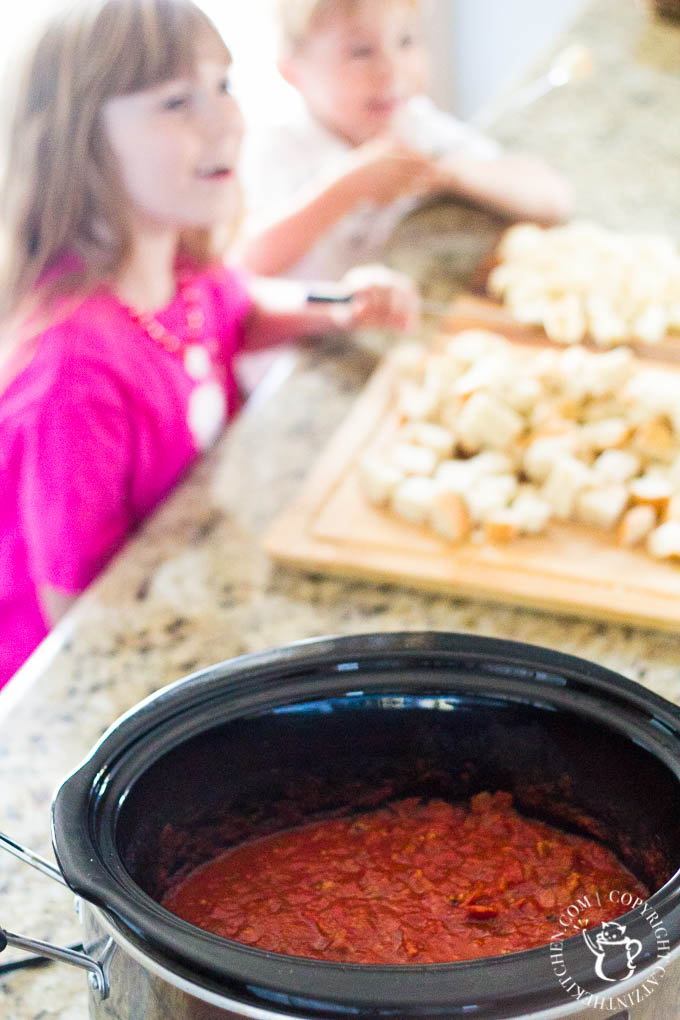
[2, 1, 680, 1016]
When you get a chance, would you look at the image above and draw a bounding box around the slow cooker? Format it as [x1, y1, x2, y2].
[1, 631, 679, 1019]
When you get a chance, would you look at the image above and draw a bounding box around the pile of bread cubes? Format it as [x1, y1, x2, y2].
[488, 221, 680, 346]
[359, 328, 680, 560]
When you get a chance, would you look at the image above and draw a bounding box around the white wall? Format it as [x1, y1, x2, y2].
[201, 0, 300, 123]
[0, 3, 58, 72]
[426, 0, 590, 119]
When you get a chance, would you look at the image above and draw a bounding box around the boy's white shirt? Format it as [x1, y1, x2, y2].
[240, 94, 501, 281]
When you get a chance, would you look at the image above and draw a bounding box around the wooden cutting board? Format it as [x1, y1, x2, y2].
[466, 250, 680, 363]
[437, 293, 680, 364]
[264, 299, 680, 631]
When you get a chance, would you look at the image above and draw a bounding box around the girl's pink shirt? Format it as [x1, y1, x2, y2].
[0, 263, 252, 687]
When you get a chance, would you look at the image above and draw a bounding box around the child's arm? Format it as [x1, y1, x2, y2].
[239, 141, 439, 277]
[391, 96, 572, 226]
[431, 150, 572, 226]
[239, 177, 362, 278]
[241, 266, 421, 349]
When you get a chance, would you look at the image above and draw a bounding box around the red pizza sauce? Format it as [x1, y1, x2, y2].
[162, 792, 649, 964]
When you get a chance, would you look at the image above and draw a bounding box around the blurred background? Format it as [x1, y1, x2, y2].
[0, 0, 590, 123]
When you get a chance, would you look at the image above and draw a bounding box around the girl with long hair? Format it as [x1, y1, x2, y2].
[0, 0, 419, 687]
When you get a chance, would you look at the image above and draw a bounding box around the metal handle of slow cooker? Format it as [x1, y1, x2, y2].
[0, 828, 68, 886]
[0, 926, 110, 997]
[0, 830, 111, 999]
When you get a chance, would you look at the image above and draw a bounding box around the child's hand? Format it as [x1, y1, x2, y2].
[343, 139, 440, 206]
[340, 264, 421, 332]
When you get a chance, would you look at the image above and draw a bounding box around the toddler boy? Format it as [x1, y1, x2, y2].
[239, 0, 572, 281]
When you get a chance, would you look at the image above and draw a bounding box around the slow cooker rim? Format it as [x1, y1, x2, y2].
[51, 631, 680, 1017]
[58, 632, 680, 760]
[75, 702, 680, 1013]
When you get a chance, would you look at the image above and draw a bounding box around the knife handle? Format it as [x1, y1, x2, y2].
[306, 292, 352, 304]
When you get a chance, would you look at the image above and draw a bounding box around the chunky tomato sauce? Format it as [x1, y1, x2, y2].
[162, 792, 649, 964]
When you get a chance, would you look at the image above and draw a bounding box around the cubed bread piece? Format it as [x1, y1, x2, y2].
[445, 329, 508, 365]
[389, 442, 439, 477]
[669, 402, 680, 439]
[452, 353, 513, 398]
[523, 434, 579, 483]
[543, 295, 587, 344]
[556, 346, 598, 400]
[529, 401, 575, 434]
[580, 398, 629, 425]
[396, 421, 455, 458]
[486, 263, 514, 299]
[530, 348, 562, 383]
[664, 493, 680, 522]
[623, 369, 680, 419]
[438, 394, 465, 433]
[511, 490, 553, 534]
[647, 520, 680, 560]
[592, 449, 640, 483]
[436, 342, 466, 378]
[464, 450, 516, 481]
[586, 296, 628, 346]
[631, 419, 676, 464]
[430, 489, 471, 542]
[496, 222, 546, 261]
[507, 291, 549, 326]
[391, 477, 436, 525]
[575, 484, 628, 530]
[456, 391, 524, 454]
[396, 380, 439, 421]
[631, 303, 667, 344]
[423, 356, 452, 399]
[483, 509, 520, 543]
[434, 451, 515, 496]
[553, 398, 582, 422]
[464, 474, 518, 523]
[503, 374, 543, 414]
[531, 348, 564, 388]
[358, 453, 405, 506]
[435, 351, 468, 390]
[579, 417, 630, 452]
[541, 456, 594, 520]
[617, 504, 657, 547]
[591, 346, 635, 391]
[435, 459, 474, 494]
[628, 474, 674, 512]
[390, 342, 427, 379]
[567, 346, 633, 399]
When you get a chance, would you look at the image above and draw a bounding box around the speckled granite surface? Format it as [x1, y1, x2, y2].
[2, 2, 680, 1016]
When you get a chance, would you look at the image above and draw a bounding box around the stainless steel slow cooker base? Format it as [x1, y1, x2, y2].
[81, 902, 680, 1020]
[82, 904, 296, 1020]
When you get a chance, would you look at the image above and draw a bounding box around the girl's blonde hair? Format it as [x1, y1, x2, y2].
[0, 0, 231, 324]
[276, 0, 420, 52]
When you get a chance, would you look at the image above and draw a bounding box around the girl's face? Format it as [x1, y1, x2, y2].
[282, 0, 428, 146]
[101, 52, 243, 235]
